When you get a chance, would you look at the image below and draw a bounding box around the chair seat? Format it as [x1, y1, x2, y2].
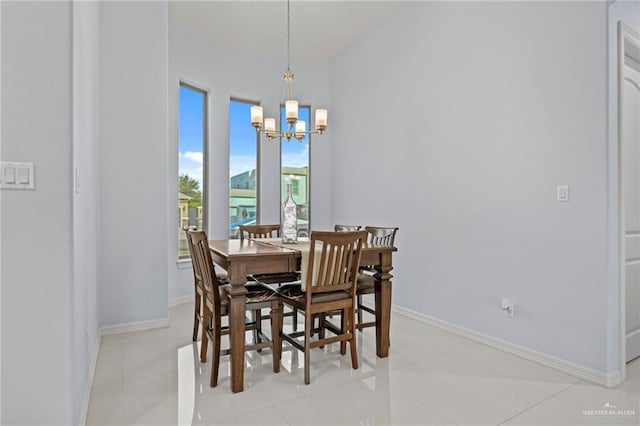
[276, 283, 304, 300]
[278, 283, 351, 308]
[211, 282, 279, 306]
[356, 273, 375, 294]
[249, 271, 301, 285]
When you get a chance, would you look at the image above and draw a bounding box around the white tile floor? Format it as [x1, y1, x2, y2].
[87, 303, 640, 425]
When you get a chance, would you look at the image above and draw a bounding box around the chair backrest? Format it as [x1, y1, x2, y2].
[239, 224, 281, 242]
[365, 226, 398, 247]
[188, 229, 223, 312]
[306, 230, 367, 300]
[334, 224, 362, 232]
[184, 226, 201, 289]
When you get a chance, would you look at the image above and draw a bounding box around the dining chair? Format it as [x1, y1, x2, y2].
[279, 230, 367, 384]
[311, 226, 361, 329]
[188, 229, 283, 387]
[238, 224, 281, 241]
[239, 223, 302, 331]
[355, 226, 398, 331]
[184, 227, 229, 342]
[239, 223, 300, 286]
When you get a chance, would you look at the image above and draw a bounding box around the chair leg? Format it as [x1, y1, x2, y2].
[293, 307, 298, 331]
[270, 301, 283, 373]
[210, 323, 221, 387]
[348, 306, 358, 370]
[193, 293, 201, 341]
[304, 312, 312, 385]
[357, 294, 363, 332]
[340, 308, 347, 355]
[318, 314, 326, 349]
[200, 307, 210, 362]
[252, 309, 262, 352]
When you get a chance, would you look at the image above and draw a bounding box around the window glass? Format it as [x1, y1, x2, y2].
[229, 100, 259, 238]
[178, 84, 207, 258]
[281, 105, 310, 238]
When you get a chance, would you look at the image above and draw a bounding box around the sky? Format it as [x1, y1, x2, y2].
[178, 88, 311, 190]
[178, 86, 205, 190]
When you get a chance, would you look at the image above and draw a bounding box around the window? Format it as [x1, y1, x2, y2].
[229, 99, 259, 238]
[281, 105, 310, 238]
[178, 83, 207, 258]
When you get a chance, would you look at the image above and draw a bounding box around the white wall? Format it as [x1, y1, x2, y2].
[607, 0, 640, 375]
[330, 1, 610, 373]
[167, 24, 332, 302]
[1, 1, 74, 423]
[1, 2, 3, 421]
[99, 1, 169, 326]
[72, 1, 100, 423]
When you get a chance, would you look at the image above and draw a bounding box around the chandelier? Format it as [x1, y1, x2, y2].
[250, 0, 327, 142]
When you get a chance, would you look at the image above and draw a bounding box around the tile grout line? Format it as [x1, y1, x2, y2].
[271, 401, 294, 426]
[387, 381, 459, 425]
[497, 382, 580, 425]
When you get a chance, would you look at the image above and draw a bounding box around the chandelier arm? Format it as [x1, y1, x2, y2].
[256, 129, 322, 137]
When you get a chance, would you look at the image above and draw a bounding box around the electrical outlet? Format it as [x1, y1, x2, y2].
[502, 298, 515, 318]
[557, 185, 569, 202]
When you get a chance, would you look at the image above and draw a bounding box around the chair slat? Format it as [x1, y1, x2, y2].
[239, 224, 280, 241]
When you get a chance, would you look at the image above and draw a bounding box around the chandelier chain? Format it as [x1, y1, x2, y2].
[250, 0, 327, 141]
[287, 0, 291, 72]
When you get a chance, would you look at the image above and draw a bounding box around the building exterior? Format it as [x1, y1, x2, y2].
[229, 167, 309, 237]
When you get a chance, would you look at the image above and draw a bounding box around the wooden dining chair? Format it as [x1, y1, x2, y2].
[239, 223, 302, 331]
[279, 230, 367, 385]
[184, 226, 229, 342]
[238, 224, 281, 241]
[355, 226, 398, 331]
[188, 229, 283, 387]
[239, 223, 300, 286]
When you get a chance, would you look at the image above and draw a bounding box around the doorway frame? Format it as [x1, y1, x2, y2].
[618, 21, 640, 382]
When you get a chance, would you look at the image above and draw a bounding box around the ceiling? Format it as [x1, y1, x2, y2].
[168, 1, 406, 61]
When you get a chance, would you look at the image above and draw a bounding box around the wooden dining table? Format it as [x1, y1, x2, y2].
[209, 238, 397, 393]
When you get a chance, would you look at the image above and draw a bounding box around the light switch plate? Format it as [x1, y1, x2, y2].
[0, 162, 35, 190]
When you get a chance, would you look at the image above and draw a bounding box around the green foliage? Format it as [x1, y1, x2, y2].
[179, 174, 202, 208]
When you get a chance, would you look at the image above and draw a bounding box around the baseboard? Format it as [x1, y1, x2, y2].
[169, 295, 191, 308]
[100, 318, 169, 336]
[79, 335, 101, 426]
[392, 304, 623, 388]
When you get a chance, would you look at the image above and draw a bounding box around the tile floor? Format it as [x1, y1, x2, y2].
[87, 303, 640, 425]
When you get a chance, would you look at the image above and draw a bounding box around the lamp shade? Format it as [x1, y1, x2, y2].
[315, 109, 328, 130]
[295, 120, 306, 138]
[265, 118, 276, 133]
[250, 106, 263, 127]
[285, 100, 298, 122]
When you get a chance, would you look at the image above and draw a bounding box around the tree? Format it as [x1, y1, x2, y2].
[179, 174, 202, 208]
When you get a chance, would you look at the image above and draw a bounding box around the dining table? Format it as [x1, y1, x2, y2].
[209, 237, 397, 393]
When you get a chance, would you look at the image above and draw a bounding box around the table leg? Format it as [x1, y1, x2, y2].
[374, 252, 393, 358]
[228, 263, 247, 393]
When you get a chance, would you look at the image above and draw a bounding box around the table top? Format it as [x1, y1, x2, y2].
[210, 237, 397, 259]
[209, 239, 298, 258]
